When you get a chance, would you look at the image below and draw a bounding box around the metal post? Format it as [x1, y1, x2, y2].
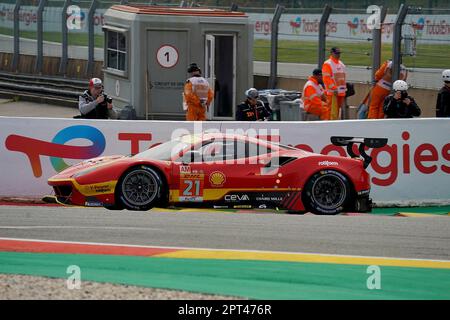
[35, 0, 46, 74]
[12, 0, 22, 72]
[268, 4, 284, 89]
[86, 0, 98, 77]
[59, 0, 71, 76]
[371, 6, 388, 82]
[392, 4, 409, 83]
[318, 4, 332, 68]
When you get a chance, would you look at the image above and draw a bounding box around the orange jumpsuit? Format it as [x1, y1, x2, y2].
[302, 76, 330, 120]
[368, 60, 408, 119]
[322, 56, 347, 120]
[183, 75, 214, 121]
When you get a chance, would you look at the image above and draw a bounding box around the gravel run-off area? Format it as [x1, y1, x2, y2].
[0, 274, 241, 300]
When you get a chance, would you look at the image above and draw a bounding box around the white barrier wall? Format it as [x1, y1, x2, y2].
[1, 117, 449, 205]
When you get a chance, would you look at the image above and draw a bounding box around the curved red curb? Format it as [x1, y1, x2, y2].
[0, 239, 180, 256]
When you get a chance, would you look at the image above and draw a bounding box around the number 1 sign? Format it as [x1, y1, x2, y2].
[156, 45, 179, 68]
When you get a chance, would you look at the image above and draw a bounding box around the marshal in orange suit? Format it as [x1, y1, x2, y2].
[302, 69, 330, 120]
[368, 60, 408, 119]
[322, 47, 347, 120]
[183, 63, 214, 121]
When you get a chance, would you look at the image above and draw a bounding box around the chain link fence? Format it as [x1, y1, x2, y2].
[401, 7, 450, 89]
[0, 0, 448, 88]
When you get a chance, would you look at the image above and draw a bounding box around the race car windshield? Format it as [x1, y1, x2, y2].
[134, 140, 191, 161]
[268, 142, 298, 151]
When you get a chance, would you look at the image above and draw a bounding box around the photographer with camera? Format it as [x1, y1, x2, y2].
[77, 78, 117, 119]
[383, 80, 421, 119]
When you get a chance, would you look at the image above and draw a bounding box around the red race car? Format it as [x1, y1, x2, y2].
[48, 133, 387, 215]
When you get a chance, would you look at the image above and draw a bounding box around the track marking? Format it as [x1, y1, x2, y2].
[0, 237, 449, 269]
[0, 226, 160, 231]
[397, 212, 449, 218]
[0, 238, 177, 257]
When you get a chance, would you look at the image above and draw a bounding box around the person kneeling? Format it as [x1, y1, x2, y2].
[302, 68, 330, 120]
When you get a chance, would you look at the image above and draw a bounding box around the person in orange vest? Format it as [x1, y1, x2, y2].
[302, 68, 330, 120]
[322, 47, 347, 120]
[183, 63, 214, 121]
[368, 60, 408, 119]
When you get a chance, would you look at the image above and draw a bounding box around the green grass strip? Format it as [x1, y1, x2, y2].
[0, 27, 104, 48]
[372, 206, 450, 216]
[1, 27, 447, 68]
[1, 252, 449, 299]
[254, 39, 449, 69]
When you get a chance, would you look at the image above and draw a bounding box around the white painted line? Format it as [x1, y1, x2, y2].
[0, 226, 160, 231]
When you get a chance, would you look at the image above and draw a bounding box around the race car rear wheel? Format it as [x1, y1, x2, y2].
[302, 170, 352, 215]
[117, 166, 164, 211]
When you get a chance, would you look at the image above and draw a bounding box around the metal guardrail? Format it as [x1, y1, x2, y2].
[0, 71, 85, 107]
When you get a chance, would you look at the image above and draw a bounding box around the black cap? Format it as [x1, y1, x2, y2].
[331, 47, 341, 54]
[187, 63, 201, 73]
[312, 68, 322, 76]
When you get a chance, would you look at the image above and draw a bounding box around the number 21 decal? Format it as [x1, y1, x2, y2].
[179, 174, 204, 202]
[183, 179, 201, 196]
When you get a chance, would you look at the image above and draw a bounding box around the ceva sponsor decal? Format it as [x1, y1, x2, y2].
[225, 194, 250, 202]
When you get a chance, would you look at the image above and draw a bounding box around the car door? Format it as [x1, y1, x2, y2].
[171, 137, 278, 205]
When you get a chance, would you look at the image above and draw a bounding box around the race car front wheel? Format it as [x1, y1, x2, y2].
[302, 170, 352, 215]
[117, 166, 164, 211]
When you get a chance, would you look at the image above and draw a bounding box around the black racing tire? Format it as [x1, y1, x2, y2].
[116, 166, 165, 211]
[302, 170, 352, 215]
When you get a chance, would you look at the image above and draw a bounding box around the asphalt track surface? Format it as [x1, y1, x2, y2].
[1, 205, 450, 261]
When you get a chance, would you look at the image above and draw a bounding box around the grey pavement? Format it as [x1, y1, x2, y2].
[0, 98, 77, 118]
[1, 205, 449, 260]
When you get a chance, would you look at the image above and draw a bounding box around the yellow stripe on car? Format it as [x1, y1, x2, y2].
[48, 178, 117, 196]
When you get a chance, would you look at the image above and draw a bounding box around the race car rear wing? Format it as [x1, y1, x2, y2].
[330, 136, 388, 169]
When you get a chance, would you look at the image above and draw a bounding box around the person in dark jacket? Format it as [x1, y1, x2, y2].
[383, 80, 421, 118]
[78, 78, 117, 119]
[436, 69, 450, 117]
[236, 88, 271, 121]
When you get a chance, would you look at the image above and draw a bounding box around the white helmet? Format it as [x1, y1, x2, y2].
[442, 69, 450, 82]
[245, 88, 259, 99]
[393, 80, 408, 91]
